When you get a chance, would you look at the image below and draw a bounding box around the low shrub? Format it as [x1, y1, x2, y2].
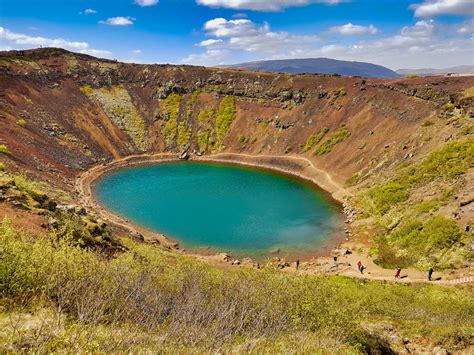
[17, 119, 27, 127]
[0, 145, 11, 154]
[1, 221, 473, 352]
[368, 182, 409, 215]
[315, 128, 350, 155]
[300, 127, 329, 153]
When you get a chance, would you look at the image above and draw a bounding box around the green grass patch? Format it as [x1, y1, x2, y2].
[160, 93, 182, 145]
[376, 216, 470, 270]
[315, 127, 351, 155]
[17, 119, 27, 127]
[0, 144, 11, 155]
[1, 220, 473, 352]
[79, 85, 94, 96]
[177, 122, 192, 148]
[215, 96, 235, 143]
[300, 127, 329, 153]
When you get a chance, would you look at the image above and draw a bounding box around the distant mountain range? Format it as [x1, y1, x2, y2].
[396, 65, 474, 77]
[227, 58, 401, 78]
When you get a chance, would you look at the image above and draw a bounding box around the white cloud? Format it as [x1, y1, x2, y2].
[132, 49, 143, 54]
[84, 9, 97, 14]
[183, 18, 319, 65]
[100, 17, 135, 26]
[457, 18, 474, 34]
[0, 27, 112, 58]
[182, 49, 230, 65]
[400, 20, 434, 37]
[196, 0, 343, 12]
[330, 23, 378, 36]
[135, 0, 159, 6]
[411, 0, 473, 17]
[80, 49, 112, 57]
[198, 39, 224, 46]
[183, 16, 473, 69]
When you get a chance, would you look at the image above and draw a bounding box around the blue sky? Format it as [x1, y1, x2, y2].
[0, 0, 473, 69]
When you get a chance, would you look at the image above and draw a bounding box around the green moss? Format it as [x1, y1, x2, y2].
[84, 85, 147, 150]
[0, 163, 5, 171]
[376, 216, 469, 269]
[197, 131, 210, 151]
[0, 144, 11, 155]
[215, 96, 235, 143]
[17, 119, 27, 127]
[399, 138, 474, 185]
[301, 127, 329, 153]
[160, 93, 182, 146]
[337, 88, 346, 97]
[346, 172, 362, 187]
[315, 128, 351, 155]
[80, 85, 94, 96]
[197, 109, 214, 124]
[177, 122, 192, 148]
[368, 182, 409, 215]
[415, 199, 441, 214]
[442, 102, 456, 112]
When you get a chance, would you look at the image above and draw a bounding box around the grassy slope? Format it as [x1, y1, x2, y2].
[1, 221, 473, 353]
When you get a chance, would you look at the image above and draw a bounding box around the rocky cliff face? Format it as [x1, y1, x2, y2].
[1, 48, 472, 193]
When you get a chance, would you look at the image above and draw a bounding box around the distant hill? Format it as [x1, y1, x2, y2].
[396, 65, 474, 77]
[227, 58, 401, 78]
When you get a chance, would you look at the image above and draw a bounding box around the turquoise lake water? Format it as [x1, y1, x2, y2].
[94, 162, 342, 258]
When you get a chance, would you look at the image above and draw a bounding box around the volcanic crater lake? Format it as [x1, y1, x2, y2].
[94, 162, 343, 258]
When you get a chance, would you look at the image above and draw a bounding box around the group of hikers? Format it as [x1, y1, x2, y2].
[295, 257, 436, 281]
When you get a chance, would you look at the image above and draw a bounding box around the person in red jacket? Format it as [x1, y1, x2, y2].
[395, 267, 401, 279]
[357, 261, 364, 274]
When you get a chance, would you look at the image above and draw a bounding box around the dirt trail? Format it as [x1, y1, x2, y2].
[75, 152, 473, 286]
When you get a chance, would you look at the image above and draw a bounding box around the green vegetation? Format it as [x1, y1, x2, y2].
[337, 87, 346, 97]
[0, 163, 5, 171]
[82, 85, 147, 150]
[357, 138, 474, 269]
[405, 74, 420, 79]
[346, 172, 362, 187]
[177, 122, 192, 148]
[376, 216, 470, 270]
[215, 96, 236, 143]
[17, 119, 27, 127]
[0, 145, 11, 155]
[301, 127, 329, 153]
[315, 127, 351, 155]
[415, 199, 440, 214]
[79, 85, 94, 96]
[442, 102, 456, 112]
[237, 135, 255, 144]
[197, 108, 214, 124]
[160, 93, 182, 146]
[422, 120, 434, 127]
[1, 221, 473, 352]
[368, 183, 409, 215]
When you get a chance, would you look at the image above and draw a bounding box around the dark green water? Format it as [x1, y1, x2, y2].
[94, 162, 342, 258]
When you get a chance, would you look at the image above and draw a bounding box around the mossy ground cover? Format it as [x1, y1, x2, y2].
[80, 85, 147, 150]
[215, 96, 236, 144]
[359, 138, 474, 270]
[160, 93, 182, 146]
[0, 145, 11, 155]
[1, 221, 473, 353]
[315, 127, 351, 155]
[301, 127, 329, 153]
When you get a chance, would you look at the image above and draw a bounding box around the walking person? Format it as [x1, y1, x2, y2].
[333, 256, 338, 267]
[395, 267, 401, 279]
[296, 259, 300, 271]
[357, 261, 364, 274]
[428, 267, 433, 281]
